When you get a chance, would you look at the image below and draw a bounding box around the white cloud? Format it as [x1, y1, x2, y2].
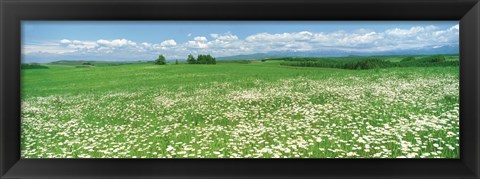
[22, 24, 459, 63]
[96, 39, 136, 47]
[193, 36, 208, 41]
[160, 39, 177, 46]
[186, 40, 208, 49]
[60, 39, 71, 44]
[210, 33, 239, 41]
[384, 26, 437, 37]
[451, 24, 459, 31]
[141, 42, 152, 47]
[64, 40, 98, 49]
[244, 24, 458, 52]
[23, 44, 75, 54]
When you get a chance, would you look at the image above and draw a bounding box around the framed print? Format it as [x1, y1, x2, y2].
[19, 20, 461, 159]
[1, 0, 479, 178]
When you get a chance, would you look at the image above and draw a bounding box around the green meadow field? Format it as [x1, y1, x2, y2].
[21, 55, 459, 158]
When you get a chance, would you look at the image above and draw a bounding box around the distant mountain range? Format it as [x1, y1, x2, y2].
[216, 44, 459, 60]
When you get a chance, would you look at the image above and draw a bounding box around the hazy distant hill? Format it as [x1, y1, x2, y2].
[217, 44, 459, 60]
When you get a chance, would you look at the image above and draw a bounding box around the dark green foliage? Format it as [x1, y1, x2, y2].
[425, 55, 446, 62]
[205, 54, 216, 64]
[279, 55, 457, 70]
[155, 55, 166, 65]
[190, 54, 216, 64]
[187, 54, 196, 64]
[399, 55, 449, 67]
[278, 57, 388, 69]
[197, 55, 207, 64]
[347, 58, 395, 70]
[175, 59, 179, 65]
[82, 62, 94, 66]
[210, 55, 216, 64]
[279, 57, 342, 68]
[21, 63, 49, 69]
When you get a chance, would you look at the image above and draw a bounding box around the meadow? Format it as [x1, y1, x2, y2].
[21, 55, 460, 158]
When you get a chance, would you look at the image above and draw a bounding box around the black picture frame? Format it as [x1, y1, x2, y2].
[1, 0, 479, 178]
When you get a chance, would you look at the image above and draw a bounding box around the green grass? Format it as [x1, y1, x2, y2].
[21, 56, 459, 158]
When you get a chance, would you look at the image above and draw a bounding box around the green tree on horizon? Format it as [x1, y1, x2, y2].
[187, 54, 196, 64]
[197, 55, 207, 64]
[195, 54, 216, 64]
[155, 55, 166, 65]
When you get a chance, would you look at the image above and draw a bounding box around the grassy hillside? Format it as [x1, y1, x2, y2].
[21, 55, 459, 158]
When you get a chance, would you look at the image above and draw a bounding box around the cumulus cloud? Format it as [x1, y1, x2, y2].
[61, 40, 98, 49]
[160, 39, 177, 46]
[96, 39, 136, 47]
[23, 24, 459, 62]
[60, 39, 71, 44]
[193, 36, 208, 41]
[210, 33, 239, 41]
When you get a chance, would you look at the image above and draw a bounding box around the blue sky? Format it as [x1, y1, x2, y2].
[22, 21, 459, 62]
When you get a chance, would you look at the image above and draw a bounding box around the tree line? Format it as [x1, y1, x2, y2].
[279, 55, 458, 70]
[155, 54, 216, 65]
[187, 54, 216, 64]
